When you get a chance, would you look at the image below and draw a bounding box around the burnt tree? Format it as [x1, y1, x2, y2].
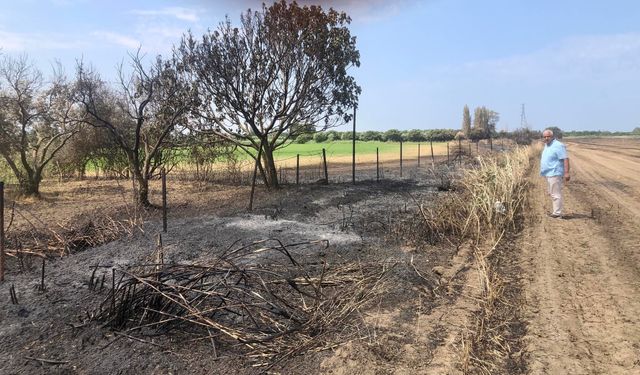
[177, 1, 360, 187]
[74, 52, 193, 207]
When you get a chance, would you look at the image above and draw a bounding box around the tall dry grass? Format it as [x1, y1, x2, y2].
[457, 146, 536, 374]
[418, 146, 533, 246]
[458, 146, 532, 243]
[417, 145, 536, 373]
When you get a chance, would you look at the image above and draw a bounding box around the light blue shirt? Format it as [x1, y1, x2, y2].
[540, 139, 568, 177]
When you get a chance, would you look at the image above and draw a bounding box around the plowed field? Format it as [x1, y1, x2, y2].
[521, 137, 640, 374]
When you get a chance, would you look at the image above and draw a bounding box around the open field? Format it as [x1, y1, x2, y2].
[273, 140, 449, 160]
[516, 137, 640, 374]
[0, 139, 499, 186]
[168, 139, 504, 185]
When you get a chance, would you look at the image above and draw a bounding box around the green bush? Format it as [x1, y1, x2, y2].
[295, 133, 314, 144]
[313, 132, 329, 143]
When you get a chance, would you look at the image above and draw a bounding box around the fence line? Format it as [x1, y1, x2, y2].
[269, 139, 510, 185]
[0, 139, 513, 272]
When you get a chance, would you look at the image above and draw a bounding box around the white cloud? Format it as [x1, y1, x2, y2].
[91, 31, 140, 50]
[131, 26, 186, 55]
[130, 7, 200, 22]
[460, 33, 640, 83]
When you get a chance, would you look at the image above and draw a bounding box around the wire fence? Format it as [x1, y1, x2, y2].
[0, 138, 512, 280]
[168, 138, 511, 186]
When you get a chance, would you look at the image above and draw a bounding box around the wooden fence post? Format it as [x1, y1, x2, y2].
[447, 143, 450, 165]
[376, 147, 379, 182]
[352, 106, 356, 185]
[417, 143, 421, 167]
[161, 168, 167, 233]
[0, 181, 4, 282]
[322, 148, 328, 184]
[490, 136, 493, 151]
[430, 139, 434, 165]
[400, 141, 403, 177]
[40, 258, 46, 291]
[296, 154, 300, 185]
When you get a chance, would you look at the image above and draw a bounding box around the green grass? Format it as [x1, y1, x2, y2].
[273, 140, 434, 159]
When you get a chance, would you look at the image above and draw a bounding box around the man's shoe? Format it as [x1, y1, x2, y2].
[548, 213, 563, 219]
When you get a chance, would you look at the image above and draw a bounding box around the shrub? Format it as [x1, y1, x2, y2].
[383, 129, 403, 142]
[295, 133, 314, 144]
[313, 132, 329, 143]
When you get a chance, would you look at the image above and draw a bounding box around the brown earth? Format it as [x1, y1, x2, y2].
[1, 136, 638, 375]
[520, 137, 640, 374]
[0, 161, 481, 374]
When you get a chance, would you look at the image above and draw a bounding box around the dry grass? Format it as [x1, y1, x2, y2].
[457, 147, 535, 374]
[3, 199, 142, 260]
[94, 239, 390, 369]
[411, 146, 534, 373]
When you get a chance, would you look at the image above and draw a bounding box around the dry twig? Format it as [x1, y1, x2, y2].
[96, 239, 389, 366]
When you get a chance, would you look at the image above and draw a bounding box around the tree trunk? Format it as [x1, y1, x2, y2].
[134, 170, 151, 207]
[261, 143, 279, 188]
[128, 150, 151, 208]
[19, 175, 40, 197]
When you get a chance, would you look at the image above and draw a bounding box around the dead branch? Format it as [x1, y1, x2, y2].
[24, 356, 69, 365]
[95, 239, 390, 366]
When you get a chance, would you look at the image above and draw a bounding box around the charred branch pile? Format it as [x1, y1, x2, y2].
[5, 211, 138, 259]
[96, 239, 389, 364]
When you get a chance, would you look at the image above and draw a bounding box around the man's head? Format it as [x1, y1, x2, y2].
[542, 129, 554, 145]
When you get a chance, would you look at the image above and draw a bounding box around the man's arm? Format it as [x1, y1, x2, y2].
[564, 158, 570, 182]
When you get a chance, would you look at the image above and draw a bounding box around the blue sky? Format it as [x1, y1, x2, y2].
[1, 0, 639, 132]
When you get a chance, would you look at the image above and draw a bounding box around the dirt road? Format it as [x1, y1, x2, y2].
[521, 138, 640, 374]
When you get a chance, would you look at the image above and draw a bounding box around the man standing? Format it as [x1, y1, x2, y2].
[540, 129, 570, 218]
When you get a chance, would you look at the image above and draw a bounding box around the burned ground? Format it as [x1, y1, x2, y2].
[1, 164, 473, 374]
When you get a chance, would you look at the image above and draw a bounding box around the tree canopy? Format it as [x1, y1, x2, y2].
[0, 55, 79, 196]
[73, 52, 194, 206]
[462, 105, 471, 137]
[472, 106, 499, 138]
[177, 0, 361, 187]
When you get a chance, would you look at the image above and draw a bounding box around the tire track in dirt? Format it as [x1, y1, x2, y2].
[520, 139, 640, 374]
